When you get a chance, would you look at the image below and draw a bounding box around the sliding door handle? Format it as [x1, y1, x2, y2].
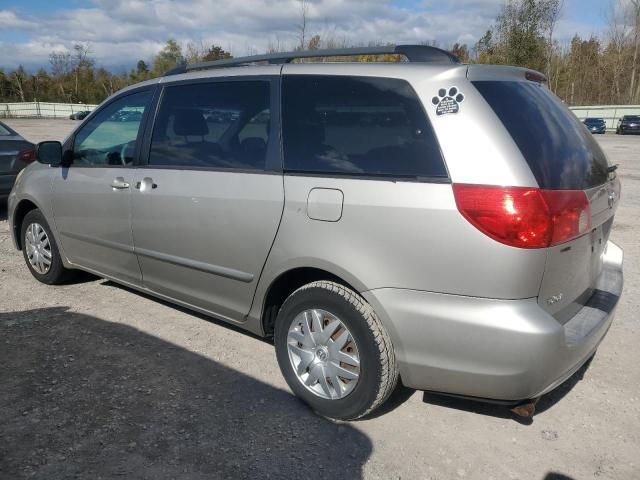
[135, 177, 157, 192]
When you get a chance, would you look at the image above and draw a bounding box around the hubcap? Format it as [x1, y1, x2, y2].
[25, 223, 52, 275]
[287, 309, 360, 400]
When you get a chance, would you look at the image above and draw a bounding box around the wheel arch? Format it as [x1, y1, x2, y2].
[11, 198, 41, 250]
[258, 265, 363, 337]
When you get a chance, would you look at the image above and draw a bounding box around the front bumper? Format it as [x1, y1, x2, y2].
[363, 241, 624, 401]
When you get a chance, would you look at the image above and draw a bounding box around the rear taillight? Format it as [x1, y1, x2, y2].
[17, 149, 36, 164]
[452, 184, 590, 249]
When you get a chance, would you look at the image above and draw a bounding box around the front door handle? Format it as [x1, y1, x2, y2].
[111, 177, 130, 190]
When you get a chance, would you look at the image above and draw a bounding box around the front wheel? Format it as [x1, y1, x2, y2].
[21, 209, 77, 285]
[274, 281, 398, 420]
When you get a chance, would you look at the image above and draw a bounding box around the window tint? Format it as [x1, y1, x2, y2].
[282, 75, 447, 179]
[0, 124, 12, 136]
[149, 81, 271, 170]
[73, 90, 150, 167]
[473, 81, 609, 190]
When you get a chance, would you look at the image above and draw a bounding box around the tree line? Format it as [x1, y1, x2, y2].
[1, 0, 639, 107]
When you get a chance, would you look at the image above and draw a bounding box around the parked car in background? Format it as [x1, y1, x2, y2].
[616, 115, 640, 135]
[69, 111, 91, 120]
[7, 46, 624, 420]
[583, 117, 606, 134]
[0, 121, 35, 201]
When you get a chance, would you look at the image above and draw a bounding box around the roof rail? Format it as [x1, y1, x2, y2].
[165, 44, 459, 76]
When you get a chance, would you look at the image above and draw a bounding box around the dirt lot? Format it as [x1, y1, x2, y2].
[1, 119, 639, 480]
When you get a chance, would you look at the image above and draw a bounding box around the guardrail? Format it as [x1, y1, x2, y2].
[0, 102, 98, 119]
[569, 105, 640, 131]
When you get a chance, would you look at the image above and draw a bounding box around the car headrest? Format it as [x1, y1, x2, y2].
[173, 109, 209, 137]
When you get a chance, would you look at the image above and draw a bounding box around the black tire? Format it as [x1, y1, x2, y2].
[21, 209, 76, 285]
[274, 280, 398, 420]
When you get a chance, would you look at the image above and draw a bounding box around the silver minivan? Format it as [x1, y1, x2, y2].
[8, 46, 623, 420]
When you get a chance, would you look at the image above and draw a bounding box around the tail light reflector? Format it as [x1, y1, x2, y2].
[452, 184, 590, 249]
[17, 149, 37, 164]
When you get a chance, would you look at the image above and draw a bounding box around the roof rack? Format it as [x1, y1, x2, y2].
[165, 44, 459, 76]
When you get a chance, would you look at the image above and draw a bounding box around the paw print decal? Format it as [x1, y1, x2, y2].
[432, 86, 465, 116]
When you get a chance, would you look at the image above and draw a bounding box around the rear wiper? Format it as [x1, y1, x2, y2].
[607, 164, 619, 173]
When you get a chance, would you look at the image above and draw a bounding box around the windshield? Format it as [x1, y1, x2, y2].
[473, 81, 609, 190]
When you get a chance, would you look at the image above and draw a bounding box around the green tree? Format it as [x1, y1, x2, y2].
[136, 60, 149, 75]
[202, 45, 233, 62]
[152, 39, 185, 76]
[451, 43, 470, 62]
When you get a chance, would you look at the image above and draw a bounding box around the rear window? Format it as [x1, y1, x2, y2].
[473, 81, 609, 190]
[282, 75, 447, 179]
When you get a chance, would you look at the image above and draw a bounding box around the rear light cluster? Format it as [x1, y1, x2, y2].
[17, 149, 37, 164]
[453, 184, 590, 249]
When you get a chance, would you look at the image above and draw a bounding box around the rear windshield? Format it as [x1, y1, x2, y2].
[473, 81, 609, 190]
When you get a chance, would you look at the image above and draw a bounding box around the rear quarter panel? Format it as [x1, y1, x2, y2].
[256, 175, 546, 298]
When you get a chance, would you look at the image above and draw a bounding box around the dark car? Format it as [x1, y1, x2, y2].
[0, 121, 35, 200]
[583, 117, 606, 134]
[616, 115, 640, 135]
[69, 110, 91, 120]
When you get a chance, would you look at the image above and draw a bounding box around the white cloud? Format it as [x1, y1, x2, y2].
[0, 0, 605, 70]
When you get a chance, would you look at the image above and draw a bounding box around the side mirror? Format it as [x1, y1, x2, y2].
[36, 141, 63, 167]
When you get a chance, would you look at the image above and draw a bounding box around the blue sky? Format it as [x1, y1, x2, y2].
[0, 0, 613, 71]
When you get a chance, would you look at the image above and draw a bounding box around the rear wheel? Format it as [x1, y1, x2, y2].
[274, 280, 398, 420]
[21, 209, 76, 285]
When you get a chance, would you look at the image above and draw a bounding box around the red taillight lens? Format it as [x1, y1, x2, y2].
[453, 184, 590, 249]
[17, 149, 36, 164]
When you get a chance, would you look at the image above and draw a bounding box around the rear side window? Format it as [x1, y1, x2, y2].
[282, 75, 447, 179]
[149, 81, 271, 170]
[473, 81, 609, 190]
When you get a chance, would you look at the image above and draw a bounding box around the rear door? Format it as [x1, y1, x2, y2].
[472, 80, 621, 321]
[131, 77, 284, 322]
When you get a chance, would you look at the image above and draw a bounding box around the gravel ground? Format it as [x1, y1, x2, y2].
[1, 120, 639, 480]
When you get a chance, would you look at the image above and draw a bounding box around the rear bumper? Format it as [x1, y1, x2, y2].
[363, 241, 623, 401]
[0, 173, 17, 197]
